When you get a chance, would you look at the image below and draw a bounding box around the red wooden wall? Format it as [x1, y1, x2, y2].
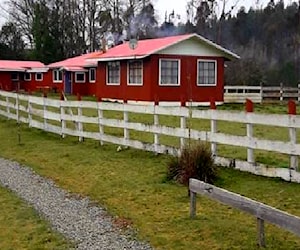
[95, 54, 225, 103]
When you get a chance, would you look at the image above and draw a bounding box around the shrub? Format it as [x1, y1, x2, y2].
[166, 142, 218, 185]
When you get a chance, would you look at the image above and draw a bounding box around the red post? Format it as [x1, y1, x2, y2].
[43, 89, 47, 98]
[60, 92, 64, 101]
[97, 96, 102, 102]
[181, 96, 186, 107]
[288, 100, 296, 115]
[210, 98, 216, 110]
[77, 93, 81, 101]
[123, 99, 127, 104]
[246, 99, 254, 113]
[154, 96, 159, 106]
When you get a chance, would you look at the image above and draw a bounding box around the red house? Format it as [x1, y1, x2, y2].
[46, 52, 102, 95]
[89, 33, 239, 105]
[0, 60, 47, 92]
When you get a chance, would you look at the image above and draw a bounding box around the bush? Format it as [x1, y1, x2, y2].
[166, 142, 218, 185]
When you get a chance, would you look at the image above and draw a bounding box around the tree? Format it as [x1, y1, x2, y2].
[0, 22, 25, 59]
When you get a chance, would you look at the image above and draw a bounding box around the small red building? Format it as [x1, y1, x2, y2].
[0, 60, 47, 92]
[89, 33, 239, 105]
[47, 52, 102, 95]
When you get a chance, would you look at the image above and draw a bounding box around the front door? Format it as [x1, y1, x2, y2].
[64, 71, 72, 94]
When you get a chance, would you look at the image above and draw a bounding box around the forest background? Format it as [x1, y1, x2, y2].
[0, 0, 299, 86]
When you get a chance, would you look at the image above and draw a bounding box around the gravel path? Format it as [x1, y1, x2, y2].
[0, 158, 153, 250]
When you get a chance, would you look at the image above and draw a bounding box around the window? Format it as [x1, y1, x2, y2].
[75, 72, 86, 83]
[24, 73, 31, 81]
[107, 61, 120, 85]
[35, 73, 43, 81]
[11, 72, 19, 81]
[128, 60, 143, 85]
[159, 59, 180, 86]
[53, 69, 62, 83]
[89, 68, 96, 83]
[197, 60, 217, 86]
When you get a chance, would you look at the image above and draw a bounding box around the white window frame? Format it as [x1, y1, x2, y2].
[11, 72, 19, 81]
[24, 72, 31, 81]
[89, 68, 96, 83]
[35, 72, 43, 81]
[75, 72, 86, 83]
[106, 61, 120, 85]
[127, 60, 143, 86]
[197, 59, 217, 86]
[53, 69, 62, 83]
[159, 59, 180, 86]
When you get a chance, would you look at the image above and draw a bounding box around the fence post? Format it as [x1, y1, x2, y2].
[43, 93, 47, 131]
[97, 98, 104, 146]
[190, 190, 197, 219]
[280, 82, 283, 102]
[257, 218, 266, 247]
[28, 97, 32, 127]
[6, 96, 10, 119]
[260, 82, 263, 104]
[77, 93, 83, 142]
[246, 99, 255, 164]
[154, 100, 159, 153]
[288, 100, 298, 172]
[298, 83, 300, 103]
[180, 99, 186, 149]
[123, 100, 129, 146]
[60, 93, 66, 138]
[16, 93, 19, 123]
[210, 99, 217, 157]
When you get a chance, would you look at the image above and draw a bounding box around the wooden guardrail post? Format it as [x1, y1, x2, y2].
[189, 178, 300, 248]
[246, 99, 255, 164]
[288, 100, 298, 171]
[257, 218, 266, 247]
[97, 98, 104, 146]
[190, 190, 197, 219]
[210, 99, 217, 157]
[77, 93, 83, 142]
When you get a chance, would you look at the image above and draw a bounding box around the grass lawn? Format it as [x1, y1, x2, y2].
[0, 116, 299, 249]
[0, 185, 72, 250]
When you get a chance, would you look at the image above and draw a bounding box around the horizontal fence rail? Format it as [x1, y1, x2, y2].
[189, 178, 300, 247]
[224, 84, 300, 103]
[0, 90, 300, 183]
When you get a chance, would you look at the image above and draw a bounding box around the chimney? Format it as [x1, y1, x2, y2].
[102, 37, 107, 53]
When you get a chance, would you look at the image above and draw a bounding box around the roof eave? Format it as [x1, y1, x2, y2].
[87, 55, 146, 62]
[0, 68, 26, 72]
[191, 33, 240, 60]
[149, 33, 240, 61]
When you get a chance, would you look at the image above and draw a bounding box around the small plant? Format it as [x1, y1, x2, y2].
[167, 142, 218, 185]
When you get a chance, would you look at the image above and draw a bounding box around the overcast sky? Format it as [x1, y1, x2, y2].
[0, 0, 273, 26]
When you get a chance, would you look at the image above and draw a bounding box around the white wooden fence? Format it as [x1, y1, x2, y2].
[224, 84, 300, 103]
[0, 90, 299, 183]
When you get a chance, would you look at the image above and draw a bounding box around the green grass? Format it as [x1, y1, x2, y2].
[0, 117, 299, 249]
[0, 185, 72, 250]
